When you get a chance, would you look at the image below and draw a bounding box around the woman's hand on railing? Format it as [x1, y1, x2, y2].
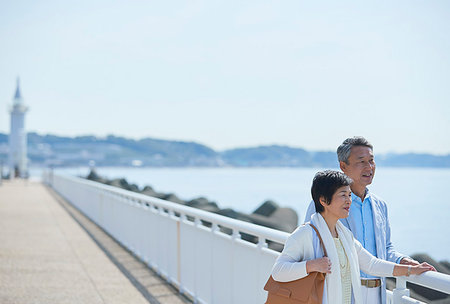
[394, 262, 436, 277]
[411, 263, 436, 276]
[400, 258, 437, 271]
[306, 257, 332, 274]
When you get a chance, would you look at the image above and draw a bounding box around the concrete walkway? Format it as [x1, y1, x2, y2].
[0, 180, 191, 304]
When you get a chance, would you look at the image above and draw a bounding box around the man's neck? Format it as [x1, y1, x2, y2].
[352, 186, 367, 201]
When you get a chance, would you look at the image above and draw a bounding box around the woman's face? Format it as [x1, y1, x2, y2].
[322, 185, 352, 220]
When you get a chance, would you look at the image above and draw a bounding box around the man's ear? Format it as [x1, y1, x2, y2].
[339, 161, 346, 172]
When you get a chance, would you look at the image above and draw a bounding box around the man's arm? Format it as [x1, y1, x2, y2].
[384, 206, 436, 268]
[383, 203, 412, 263]
[383, 201, 437, 269]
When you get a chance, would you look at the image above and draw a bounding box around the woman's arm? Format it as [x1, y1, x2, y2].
[272, 255, 331, 282]
[355, 240, 434, 277]
[393, 263, 435, 276]
[271, 254, 309, 282]
[271, 225, 331, 282]
[356, 240, 395, 277]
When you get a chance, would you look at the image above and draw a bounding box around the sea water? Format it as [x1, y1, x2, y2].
[51, 166, 450, 261]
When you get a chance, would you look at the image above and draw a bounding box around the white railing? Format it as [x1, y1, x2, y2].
[44, 173, 450, 304]
[387, 272, 450, 304]
[44, 173, 285, 304]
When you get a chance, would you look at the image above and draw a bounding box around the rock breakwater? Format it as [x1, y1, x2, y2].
[86, 169, 298, 249]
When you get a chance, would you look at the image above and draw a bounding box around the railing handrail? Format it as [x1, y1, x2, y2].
[54, 174, 289, 244]
[404, 271, 450, 294]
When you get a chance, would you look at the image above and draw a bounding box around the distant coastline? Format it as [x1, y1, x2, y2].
[0, 132, 449, 168]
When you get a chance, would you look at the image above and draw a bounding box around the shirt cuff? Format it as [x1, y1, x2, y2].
[396, 256, 408, 264]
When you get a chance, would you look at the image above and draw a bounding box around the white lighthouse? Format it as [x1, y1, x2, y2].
[8, 78, 29, 178]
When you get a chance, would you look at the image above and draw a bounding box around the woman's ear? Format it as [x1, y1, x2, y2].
[319, 196, 328, 208]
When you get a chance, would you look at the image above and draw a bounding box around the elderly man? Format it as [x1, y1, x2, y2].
[304, 136, 429, 304]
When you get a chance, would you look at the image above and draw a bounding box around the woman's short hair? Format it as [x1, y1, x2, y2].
[311, 170, 353, 213]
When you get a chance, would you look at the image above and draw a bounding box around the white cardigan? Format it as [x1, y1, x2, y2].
[271, 213, 395, 304]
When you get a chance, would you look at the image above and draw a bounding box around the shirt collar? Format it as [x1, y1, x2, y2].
[351, 188, 371, 204]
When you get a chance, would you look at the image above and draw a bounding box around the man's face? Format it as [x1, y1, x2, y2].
[340, 146, 376, 189]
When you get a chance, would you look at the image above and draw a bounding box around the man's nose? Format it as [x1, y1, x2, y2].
[364, 162, 374, 169]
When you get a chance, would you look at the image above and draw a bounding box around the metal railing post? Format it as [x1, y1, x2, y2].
[393, 277, 409, 304]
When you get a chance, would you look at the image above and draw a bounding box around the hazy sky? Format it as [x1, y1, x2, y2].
[1, 1, 449, 154]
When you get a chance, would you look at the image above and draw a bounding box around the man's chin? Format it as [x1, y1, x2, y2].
[362, 177, 374, 186]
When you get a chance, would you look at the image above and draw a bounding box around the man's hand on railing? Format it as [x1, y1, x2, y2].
[400, 257, 420, 266]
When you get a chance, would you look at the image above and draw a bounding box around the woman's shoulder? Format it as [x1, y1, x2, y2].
[282, 224, 315, 255]
[289, 224, 314, 242]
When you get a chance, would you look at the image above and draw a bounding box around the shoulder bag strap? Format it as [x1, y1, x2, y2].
[308, 223, 328, 257]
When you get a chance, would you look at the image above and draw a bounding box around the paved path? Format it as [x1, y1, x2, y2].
[0, 180, 191, 304]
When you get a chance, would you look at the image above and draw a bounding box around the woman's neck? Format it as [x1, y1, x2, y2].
[321, 212, 338, 238]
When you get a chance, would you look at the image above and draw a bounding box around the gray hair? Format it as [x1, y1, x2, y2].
[337, 136, 373, 164]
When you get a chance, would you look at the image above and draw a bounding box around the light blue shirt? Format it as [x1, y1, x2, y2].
[350, 192, 377, 279]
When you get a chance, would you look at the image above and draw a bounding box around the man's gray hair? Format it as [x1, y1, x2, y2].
[337, 136, 373, 164]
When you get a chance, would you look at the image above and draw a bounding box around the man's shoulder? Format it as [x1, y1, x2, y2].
[368, 191, 388, 206]
[367, 191, 389, 218]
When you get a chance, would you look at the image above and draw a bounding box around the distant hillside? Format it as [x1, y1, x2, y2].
[377, 153, 450, 167]
[0, 132, 449, 168]
[0, 132, 221, 167]
[222, 145, 337, 167]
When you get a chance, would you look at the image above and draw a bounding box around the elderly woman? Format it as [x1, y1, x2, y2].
[271, 170, 433, 304]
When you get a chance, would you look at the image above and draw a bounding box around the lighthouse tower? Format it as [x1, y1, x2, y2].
[8, 78, 29, 178]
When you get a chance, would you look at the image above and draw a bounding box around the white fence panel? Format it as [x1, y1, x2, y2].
[211, 232, 234, 304]
[232, 238, 260, 303]
[179, 218, 200, 299]
[144, 205, 160, 270]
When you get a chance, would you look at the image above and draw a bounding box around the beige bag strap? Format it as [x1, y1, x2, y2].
[308, 223, 328, 257]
